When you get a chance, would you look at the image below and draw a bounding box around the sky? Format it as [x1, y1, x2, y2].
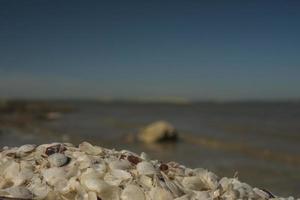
[0, 0, 300, 100]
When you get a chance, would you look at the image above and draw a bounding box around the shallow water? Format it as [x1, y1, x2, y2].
[0, 101, 300, 197]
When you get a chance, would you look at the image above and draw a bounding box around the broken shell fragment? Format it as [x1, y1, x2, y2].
[136, 161, 156, 175]
[121, 184, 145, 200]
[79, 142, 102, 155]
[17, 144, 36, 157]
[149, 187, 173, 200]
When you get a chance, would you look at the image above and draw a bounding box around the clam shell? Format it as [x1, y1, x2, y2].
[27, 176, 49, 199]
[42, 167, 66, 186]
[149, 187, 173, 200]
[79, 142, 103, 155]
[110, 169, 132, 181]
[181, 176, 207, 191]
[136, 161, 156, 175]
[121, 184, 145, 200]
[48, 153, 69, 167]
[0, 186, 33, 199]
[109, 160, 131, 170]
[17, 144, 36, 157]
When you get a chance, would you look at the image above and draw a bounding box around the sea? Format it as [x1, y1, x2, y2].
[0, 101, 299, 197]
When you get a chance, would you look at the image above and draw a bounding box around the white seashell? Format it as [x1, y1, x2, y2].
[253, 187, 273, 199]
[17, 144, 36, 157]
[28, 176, 49, 199]
[79, 142, 103, 155]
[1, 160, 33, 187]
[13, 167, 34, 186]
[80, 171, 120, 200]
[64, 161, 81, 178]
[92, 162, 107, 177]
[193, 168, 219, 190]
[0, 186, 33, 199]
[181, 176, 206, 191]
[109, 159, 131, 170]
[88, 191, 98, 200]
[139, 175, 153, 189]
[80, 169, 109, 192]
[219, 177, 231, 191]
[174, 194, 191, 200]
[161, 171, 183, 197]
[42, 167, 66, 186]
[99, 185, 120, 200]
[76, 153, 92, 170]
[81, 175, 109, 193]
[121, 184, 145, 200]
[104, 173, 123, 186]
[136, 161, 156, 175]
[222, 186, 240, 199]
[3, 160, 20, 181]
[192, 191, 212, 199]
[60, 177, 78, 195]
[149, 187, 173, 200]
[111, 169, 132, 180]
[48, 153, 69, 167]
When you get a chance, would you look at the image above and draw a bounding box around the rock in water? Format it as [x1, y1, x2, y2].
[0, 142, 296, 200]
[138, 121, 178, 143]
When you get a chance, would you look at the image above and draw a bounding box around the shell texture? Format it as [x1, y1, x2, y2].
[0, 142, 297, 200]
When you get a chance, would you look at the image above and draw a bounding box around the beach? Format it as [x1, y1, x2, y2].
[0, 100, 300, 197]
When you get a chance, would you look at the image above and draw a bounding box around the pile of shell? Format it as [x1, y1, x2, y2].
[0, 142, 295, 200]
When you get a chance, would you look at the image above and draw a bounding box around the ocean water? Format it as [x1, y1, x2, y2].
[0, 101, 300, 197]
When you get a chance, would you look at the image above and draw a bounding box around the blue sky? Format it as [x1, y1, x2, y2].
[0, 0, 300, 100]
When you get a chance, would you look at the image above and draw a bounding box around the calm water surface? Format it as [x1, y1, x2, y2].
[1, 101, 299, 197]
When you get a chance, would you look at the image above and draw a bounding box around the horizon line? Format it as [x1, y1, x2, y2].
[1, 97, 300, 104]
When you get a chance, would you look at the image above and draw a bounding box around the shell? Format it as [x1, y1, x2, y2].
[174, 194, 191, 200]
[160, 171, 183, 197]
[149, 187, 173, 200]
[110, 169, 132, 181]
[193, 168, 219, 190]
[109, 159, 131, 170]
[0, 186, 33, 199]
[136, 161, 156, 175]
[192, 191, 212, 199]
[42, 167, 66, 186]
[48, 153, 69, 167]
[79, 142, 103, 155]
[27, 176, 49, 199]
[92, 162, 107, 177]
[81, 174, 109, 193]
[253, 188, 273, 199]
[181, 176, 206, 191]
[16, 144, 36, 157]
[139, 175, 153, 189]
[121, 184, 145, 200]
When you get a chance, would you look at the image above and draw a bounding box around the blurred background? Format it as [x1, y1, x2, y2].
[0, 0, 300, 197]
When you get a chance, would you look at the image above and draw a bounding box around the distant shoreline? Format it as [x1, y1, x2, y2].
[1, 98, 300, 106]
